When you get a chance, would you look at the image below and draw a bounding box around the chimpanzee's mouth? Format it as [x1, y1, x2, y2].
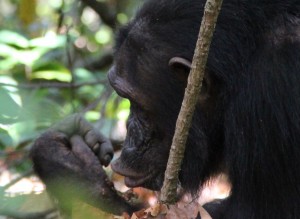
[124, 174, 155, 187]
[111, 158, 157, 188]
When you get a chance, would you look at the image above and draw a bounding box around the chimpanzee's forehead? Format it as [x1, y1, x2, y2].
[114, 20, 153, 55]
[114, 24, 131, 53]
[136, 0, 205, 21]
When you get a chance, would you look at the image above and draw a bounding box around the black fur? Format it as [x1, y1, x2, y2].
[110, 0, 300, 218]
[31, 0, 300, 218]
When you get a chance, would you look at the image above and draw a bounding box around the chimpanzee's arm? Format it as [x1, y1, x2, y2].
[30, 114, 139, 215]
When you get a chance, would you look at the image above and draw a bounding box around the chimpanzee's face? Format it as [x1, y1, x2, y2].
[108, 7, 220, 191]
[107, 24, 184, 189]
[108, 30, 176, 190]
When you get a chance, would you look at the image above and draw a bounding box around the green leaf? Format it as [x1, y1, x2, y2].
[0, 58, 19, 71]
[0, 128, 13, 149]
[104, 93, 119, 119]
[1, 194, 26, 210]
[116, 99, 130, 120]
[0, 87, 21, 124]
[0, 44, 18, 57]
[105, 94, 130, 120]
[32, 61, 68, 72]
[74, 68, 94, 82]
[15, 49, 45, 66]
[117, 98, 130, 111]
[85, 111, 100, 122]
[30, 34, 66, 49]
[95, 26, 113, 45]
[0, 30, 29, 48]
[31, 62, 71, 82]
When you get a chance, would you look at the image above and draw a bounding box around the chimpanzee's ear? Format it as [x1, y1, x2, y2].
[168, 57, 191, 83]
[169, 57, 211, 101]
[168, 57, 191, 72]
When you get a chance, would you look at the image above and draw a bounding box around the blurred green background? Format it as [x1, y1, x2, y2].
[0, 0, 141, 218]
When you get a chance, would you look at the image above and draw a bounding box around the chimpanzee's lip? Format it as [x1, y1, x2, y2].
[111, 158, 156, 187]
[124, 174, 155, 187]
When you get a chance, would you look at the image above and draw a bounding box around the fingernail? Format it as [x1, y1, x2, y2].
[92, 143, 100, 152]
[104, 154, 112, 166]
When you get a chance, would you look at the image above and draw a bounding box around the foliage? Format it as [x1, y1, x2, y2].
[0, 0, 139, 218]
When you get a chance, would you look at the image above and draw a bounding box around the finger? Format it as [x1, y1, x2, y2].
[77, 115, 95, 136]
[84, 130, 114, 166]
[98, 141, 114, 166]
[70, 135, 97, 165]
[49, 114, 114, 166]
[84, 129, 99, 148]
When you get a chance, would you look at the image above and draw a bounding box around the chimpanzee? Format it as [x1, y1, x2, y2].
[31, 0, 300, 218]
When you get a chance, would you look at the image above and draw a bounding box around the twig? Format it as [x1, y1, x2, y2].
[65, 25, 77, 111]
[81, 85, 113, 113]
[97, 88, 114, 129]
[0, 81, 106, 89]
[160, 0, 224, 204]
[56, 0, 65, 33]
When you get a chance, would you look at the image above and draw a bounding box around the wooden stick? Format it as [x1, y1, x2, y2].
[160, 0, 224, 204]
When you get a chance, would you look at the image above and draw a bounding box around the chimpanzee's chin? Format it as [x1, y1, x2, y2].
[137, 176, 163, 191]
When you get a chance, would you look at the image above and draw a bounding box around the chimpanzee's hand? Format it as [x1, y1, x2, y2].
[47, 113, 113, 166]
[30, 114, 136, 215]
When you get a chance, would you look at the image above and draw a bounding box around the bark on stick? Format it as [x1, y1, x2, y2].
[160, 0, 224, 204]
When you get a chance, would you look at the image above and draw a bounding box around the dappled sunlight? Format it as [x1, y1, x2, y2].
[4, 176, 45, 196]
